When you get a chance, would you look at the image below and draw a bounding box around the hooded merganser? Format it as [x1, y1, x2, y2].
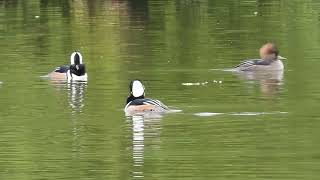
[235, 43, 286, 71]
[124, 80, 169, 114]
[48, 52, 88, 81]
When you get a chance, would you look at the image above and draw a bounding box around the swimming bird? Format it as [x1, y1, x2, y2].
[124, 80, 169, 114]
[48, 52, 88, 81]
[235, 43, 286, 71]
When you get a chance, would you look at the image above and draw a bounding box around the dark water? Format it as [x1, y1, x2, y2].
[1, 0, 320, 179]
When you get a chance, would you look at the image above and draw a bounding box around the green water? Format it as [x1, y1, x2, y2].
[1, 0, 320, 179]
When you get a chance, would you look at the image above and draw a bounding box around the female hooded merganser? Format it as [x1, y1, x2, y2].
[48, 52, 88, 81]
[124, 80, 169, 114]
[235, 43, 286, 71]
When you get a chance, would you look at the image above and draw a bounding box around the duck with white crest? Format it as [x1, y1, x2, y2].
[124, 80, 169, 115]
[48, 51, 88, 81]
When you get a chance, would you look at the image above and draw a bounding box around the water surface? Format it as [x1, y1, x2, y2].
[1, 0, 320, 179]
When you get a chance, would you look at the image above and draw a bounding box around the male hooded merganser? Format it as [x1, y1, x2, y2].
[235, 43, 286, 71]
[48, 52, 88, 81]
[124, 80, 169, 114]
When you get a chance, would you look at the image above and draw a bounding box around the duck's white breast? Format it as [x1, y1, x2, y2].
[268, 60, 284, 71]
[67, 71, 88, 81]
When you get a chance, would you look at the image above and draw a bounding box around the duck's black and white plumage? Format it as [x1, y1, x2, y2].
[124, 80, 169, 114]
[49, 52, 88, 81]
[235, 43, 285, 71]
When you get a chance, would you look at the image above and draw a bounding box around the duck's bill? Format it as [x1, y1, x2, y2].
[278, 55, 287, 60]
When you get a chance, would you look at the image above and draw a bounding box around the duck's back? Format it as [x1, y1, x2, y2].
[235, 59, 283, 71]
[54, 65, 69, 73]
[128, 98, 167, 108]
[125, 98, 168, 113]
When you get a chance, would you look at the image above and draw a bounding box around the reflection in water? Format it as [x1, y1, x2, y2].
[127, 115, 162, 179]
[132, 115, 144, 178]
[126, 0, 149, 25]
[49, 80, 87, 113]
[0, 0, 18, 8]
[47, 80, 87, 159]
[67, 82, 87, 160]
[67, 82, 87, 114]
[234, 70, 284, 97]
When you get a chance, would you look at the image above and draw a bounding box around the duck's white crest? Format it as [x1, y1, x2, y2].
[132, 80, 145, 97]
[70, 52, 83, 65]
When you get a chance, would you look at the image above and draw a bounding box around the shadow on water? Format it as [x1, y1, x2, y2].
[0, 0, 18, 8]
[86, 0, 99, 18]
[126, 0, 149, 25]
[40, 0, 71, 17]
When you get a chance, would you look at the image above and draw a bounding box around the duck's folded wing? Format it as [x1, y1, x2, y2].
[54, 65, 69, 73]
[128, 98, 169, 110]
[235, 60, 254, 68]
[129, 99, 146, 105]
[143, 99, 169, 110]
[235, 59, 270, 68]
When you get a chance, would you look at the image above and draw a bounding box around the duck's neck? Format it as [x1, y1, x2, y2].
[262, 54, 278, 62]
[126, 94, 145, 104]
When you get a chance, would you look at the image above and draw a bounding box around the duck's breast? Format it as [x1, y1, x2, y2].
[269, 60, 284, 71]
[124, 98, 168, 113]
[67, 72, 88, 81]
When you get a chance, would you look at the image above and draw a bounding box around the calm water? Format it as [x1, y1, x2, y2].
[1, 0, 320, 179]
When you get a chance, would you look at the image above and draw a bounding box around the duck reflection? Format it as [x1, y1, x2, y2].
[48, 80, 87, 113]
[67, 81, 87, 114]
[48, 80, 87, 157]
[132, 115, 144, 171]
[234, 70, 284, 97]
[127, 115, 162, 179]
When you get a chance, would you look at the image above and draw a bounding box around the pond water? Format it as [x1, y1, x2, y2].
[1, 0, 320, 179]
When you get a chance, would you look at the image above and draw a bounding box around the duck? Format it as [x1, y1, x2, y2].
[124, 80, 169, 114]
[48, 51, 88, 81]
[235, 43, 286, 71]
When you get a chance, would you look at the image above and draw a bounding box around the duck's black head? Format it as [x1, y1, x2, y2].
[70, 51, 86, 76]
[74, 53, 81, 65]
